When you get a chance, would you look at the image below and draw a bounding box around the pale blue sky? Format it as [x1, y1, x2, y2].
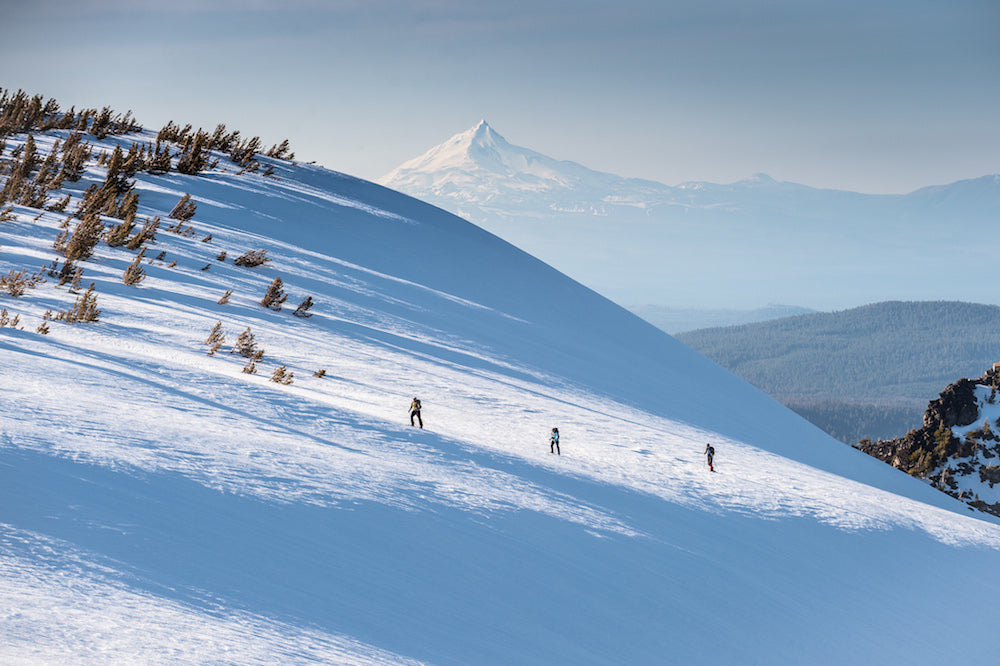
[2, 0, 997, 193]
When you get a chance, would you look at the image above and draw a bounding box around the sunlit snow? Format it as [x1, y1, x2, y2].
[3, 128, 1000, 664]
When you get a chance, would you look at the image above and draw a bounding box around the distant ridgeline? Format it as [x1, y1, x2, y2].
[858, 366, 1000, 517]
[675, 301, 1000, 445]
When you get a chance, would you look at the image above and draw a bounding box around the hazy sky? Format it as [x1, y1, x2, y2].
[2, 0, 997, 193]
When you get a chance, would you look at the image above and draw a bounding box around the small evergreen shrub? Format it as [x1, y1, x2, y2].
[124, 216, 160, 250]
[61, 213, 105, 261]
[231, 327, 261, 358]
[260, 277, 287, 310]
[292, 296, 315, 318]
[270, 365, 294, 385]
[168, 193, 197, 221]
[0, 269, 44, 297]
[122, 249, 146, 286]
[233, 249, 269, 267]
[55, 282, 100, 322]
[0, 308, 20, 328]
[205, 321, 225, 355]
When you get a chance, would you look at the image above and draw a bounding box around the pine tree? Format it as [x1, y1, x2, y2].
[122, 249, 146, 286]
[105, 215, 136, 247]
[124, 216, 159, 250]
[0, 308, 19, 328]
[265, 139, 294, 160]
[176, 131, 209, 175]
[68, 267, 84, 293]
[61, 213, 105, 261]
[55, 282, 100, 322]
[270, 365, 294, 385]
[55, 260, 78, 286]
[103, 145, 133, 194]
[58, 132, 91, 183]
[47, 193, 71, 213]
[260, 277, 287, 310]
[233, 249, 269, 267]
[147, 140, 172, 175]
[205, 321, 225, 355]
[231, 327, 260, 358]
[168, 193, 197, 221]
[292, 296, 315, 318]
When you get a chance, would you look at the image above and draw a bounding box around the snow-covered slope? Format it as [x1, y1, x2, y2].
[4, 127, 1000, 665]
[379, 124, 1000, 310]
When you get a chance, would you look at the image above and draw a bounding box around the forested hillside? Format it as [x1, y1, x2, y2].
[676, 301, 1000, 443]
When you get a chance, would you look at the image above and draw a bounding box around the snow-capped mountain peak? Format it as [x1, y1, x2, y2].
[379, 122, 669, 218]
[381, 120, 554, 186]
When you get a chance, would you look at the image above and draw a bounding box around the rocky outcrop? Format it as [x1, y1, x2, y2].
[922, 378, 980, 431]
[857, 367, 1000, 516]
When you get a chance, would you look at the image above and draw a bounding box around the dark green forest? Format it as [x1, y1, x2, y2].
[675, 301, 1000, 444]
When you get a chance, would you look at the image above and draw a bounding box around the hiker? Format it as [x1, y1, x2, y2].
[550, 427, 560, 455]
[409, 397, 423, 428]
[704, 443, 715, 472]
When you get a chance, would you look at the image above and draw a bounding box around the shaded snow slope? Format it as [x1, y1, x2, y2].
[3, 129, 1000, 664]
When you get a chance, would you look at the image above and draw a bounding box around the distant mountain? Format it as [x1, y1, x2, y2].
[676, 301, 1000, 443]
[629, 303, 816, 334]
[380, 123, 1000, 309]
[380, 120, 671, 215]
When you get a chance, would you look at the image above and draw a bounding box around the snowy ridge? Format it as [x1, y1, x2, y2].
[3, 127, 1000, 663]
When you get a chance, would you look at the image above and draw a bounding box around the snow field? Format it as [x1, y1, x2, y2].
[3, 128, 1000, 663]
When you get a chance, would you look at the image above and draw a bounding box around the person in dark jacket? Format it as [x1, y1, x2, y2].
[705, 443, 715, 472]
[409, 397, 423, 428]
[550, 427, 560, 455]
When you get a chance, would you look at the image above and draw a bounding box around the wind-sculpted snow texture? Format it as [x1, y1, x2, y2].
[3, 129, 1000, 664]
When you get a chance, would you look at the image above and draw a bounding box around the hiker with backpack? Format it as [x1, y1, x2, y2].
[409, 397, 423, 428]
[705, 443, 715, 472]
[550, 427, 560, 455]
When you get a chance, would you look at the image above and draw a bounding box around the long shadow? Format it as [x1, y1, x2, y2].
[6, 445, 995, 666]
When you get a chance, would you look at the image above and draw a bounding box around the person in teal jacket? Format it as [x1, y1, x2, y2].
[550, 427, 560, 455]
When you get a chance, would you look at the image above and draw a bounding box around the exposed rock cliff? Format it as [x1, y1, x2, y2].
[858, 367, 1000, 516]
